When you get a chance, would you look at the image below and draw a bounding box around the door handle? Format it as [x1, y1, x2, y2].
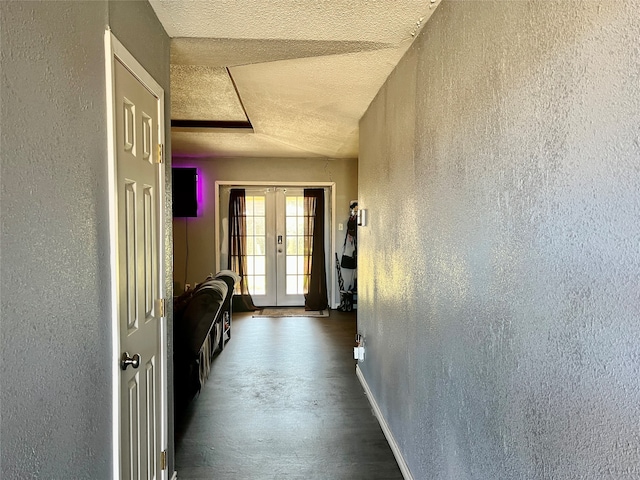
[121, 352, 141, 370]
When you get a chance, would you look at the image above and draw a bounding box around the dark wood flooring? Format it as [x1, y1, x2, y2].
[174, 309, 403, 479]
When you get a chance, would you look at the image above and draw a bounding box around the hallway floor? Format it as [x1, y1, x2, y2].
[175, 309, 403, 479]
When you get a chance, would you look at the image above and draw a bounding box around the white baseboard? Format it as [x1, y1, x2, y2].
[356, 365, 414, 480]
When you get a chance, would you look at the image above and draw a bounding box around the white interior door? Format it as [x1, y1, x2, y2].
[114, 57, 163, 480]
[242, 188, 306, 307]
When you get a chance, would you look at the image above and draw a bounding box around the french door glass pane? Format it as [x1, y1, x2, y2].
[245, 195, 266, 295]
[255, 217, 265, 235]
[286, 217, 296, 235]
[286, 256, 298, 274]
[255, 237, 265, 255]
[286, 275, 297, 295]
[286, 237, 297, 255]
[284, 194, 307, 295]
[254, 256, 265, 275]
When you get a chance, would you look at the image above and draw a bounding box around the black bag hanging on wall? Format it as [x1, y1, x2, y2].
[340, 252, 356, 269]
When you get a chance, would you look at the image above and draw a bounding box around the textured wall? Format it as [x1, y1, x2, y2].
[358, 1, 640, 478]
[172, 156, 357, 306]
[0, 1, 170, 478]
[0, 2, 111, 477]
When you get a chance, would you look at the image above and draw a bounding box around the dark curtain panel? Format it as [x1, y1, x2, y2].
[303, 189, 328, 311]
[228, 189, 258, 311]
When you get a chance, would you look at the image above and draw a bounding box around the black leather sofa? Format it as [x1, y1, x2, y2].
[173, 270, 238, 411]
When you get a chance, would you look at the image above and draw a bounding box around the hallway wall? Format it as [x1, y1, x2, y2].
[172, 156, 357, 306]
[358, 1, 640, 478]
[0, 2, 170, 477]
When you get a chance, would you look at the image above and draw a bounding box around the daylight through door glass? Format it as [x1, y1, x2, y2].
[285, 195, 308, 295]
[245, 195, 266, 295]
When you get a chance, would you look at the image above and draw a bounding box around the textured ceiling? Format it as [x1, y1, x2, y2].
[170, 65, 246, 121]
[149, 0, 441, 158]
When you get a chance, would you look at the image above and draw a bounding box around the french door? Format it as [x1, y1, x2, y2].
[244, 187, 307, 307]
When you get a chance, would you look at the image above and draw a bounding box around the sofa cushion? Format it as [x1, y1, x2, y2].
[178, 279, 228, 356]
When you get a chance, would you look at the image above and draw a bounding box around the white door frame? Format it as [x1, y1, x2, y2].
[105, 29, 168, 480]
[215, 181, 338, 309]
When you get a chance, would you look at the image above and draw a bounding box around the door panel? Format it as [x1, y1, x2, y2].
[244, 192, 273, 304]
[145, 359, 157, 479]
[275, 189, 305, 306]
[115, 58, 161, 480]
[127, 376, 140, 479]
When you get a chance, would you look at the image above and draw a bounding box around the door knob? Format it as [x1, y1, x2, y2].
[121, 352, 141, 370]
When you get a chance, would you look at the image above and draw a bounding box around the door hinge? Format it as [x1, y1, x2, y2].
[160, 450, 167, 470]
[156, 144, 164, 164]
[155, 298, 165, 318]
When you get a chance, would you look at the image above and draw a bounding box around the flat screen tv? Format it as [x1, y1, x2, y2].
[172, 168, 198, 217]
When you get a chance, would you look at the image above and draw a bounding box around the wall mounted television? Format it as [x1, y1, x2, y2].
[172, 167, 198, 217]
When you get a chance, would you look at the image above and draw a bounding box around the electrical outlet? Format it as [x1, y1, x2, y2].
[358, 346, 365, 361]
[354, 334, 365, 362]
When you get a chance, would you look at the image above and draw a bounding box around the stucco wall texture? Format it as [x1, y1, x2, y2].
[358, 1, 640, 479]
[1, 1, 170, 478]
